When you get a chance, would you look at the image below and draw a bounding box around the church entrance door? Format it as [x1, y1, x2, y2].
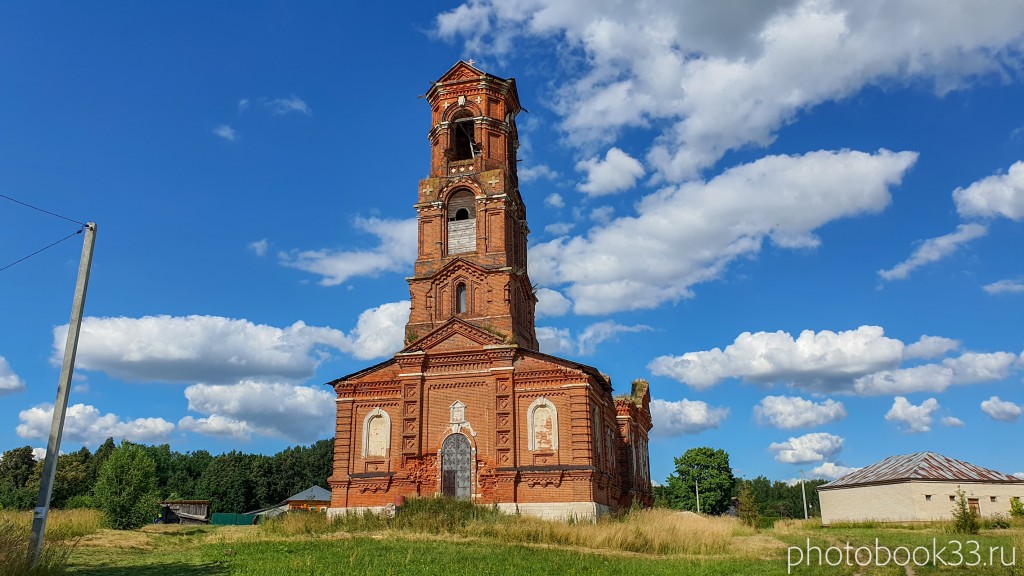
[441, 434, 471, 499]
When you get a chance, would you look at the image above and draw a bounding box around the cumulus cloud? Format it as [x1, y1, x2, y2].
[436, 0, 1023, 180]
[544, 192, 565, 208]
[954, 160, 1024, 221]
[807, 462, 860, 480]
[941, 416, 965, 427]
[650, 398, 729, 436]
[279, 217, 417, 286]
[17, 403, 174, 445]
[853, 351, 1020, 395]
[576, 148, 645, 196]
[769, 432, 844, 464]
[248, 238, 269, 256]
[0, 356, 26, 394]
[543, 222, 575, 236]
[754, 396, 846, 429]
[347, 301, 410, 360]
[536, 326, 575, 355]
[531, 150, 916, 314]
[877, 223, 988, 281]
[980, 396, 1022, 422]
[650, 326, 904, 391]
[183, 380, 334, 442]
[212, 125, 238, 141]
[904, 336, 960, 359]
[984, 279, 1024, 294]
[885, 397, 939, 433]
[534, 288, 572, 318]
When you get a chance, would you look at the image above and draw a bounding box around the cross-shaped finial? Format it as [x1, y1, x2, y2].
[467, 58, 476, 66]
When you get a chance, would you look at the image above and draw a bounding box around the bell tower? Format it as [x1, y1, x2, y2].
[405, 61, 538, 350]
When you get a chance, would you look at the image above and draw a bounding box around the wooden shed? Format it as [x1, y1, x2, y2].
[159, 500, 211, 524]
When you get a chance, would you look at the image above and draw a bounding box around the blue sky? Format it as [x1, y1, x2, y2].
[2, 1, 1023, 486]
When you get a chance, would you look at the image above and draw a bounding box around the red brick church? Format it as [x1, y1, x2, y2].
[326, 62, 652, 519]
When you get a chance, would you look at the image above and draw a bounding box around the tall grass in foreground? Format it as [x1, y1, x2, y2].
[0, 517, 75, 576]
[0, 508, 103, 540]
[260, 497, 737, 555]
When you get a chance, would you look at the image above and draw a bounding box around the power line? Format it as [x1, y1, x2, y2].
[0, 227, 84, 272]
[0, 193, 87, 226]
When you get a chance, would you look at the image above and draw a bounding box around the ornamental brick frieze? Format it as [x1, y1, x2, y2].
[425, 379, 487, 391]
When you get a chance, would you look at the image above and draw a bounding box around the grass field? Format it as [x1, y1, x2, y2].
[2, 505, 1022, 576]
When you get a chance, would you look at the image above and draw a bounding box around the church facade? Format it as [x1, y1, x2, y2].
[326, 62, 652, 519]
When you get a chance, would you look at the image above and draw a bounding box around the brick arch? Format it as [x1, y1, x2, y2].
[442, 102, 483, 123]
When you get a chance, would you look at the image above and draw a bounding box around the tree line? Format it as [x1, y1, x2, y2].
[0, 438, 333, 514]
[652, 447, 830, 524]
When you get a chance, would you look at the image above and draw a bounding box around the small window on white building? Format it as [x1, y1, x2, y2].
[990, 496, 997, 503]
[949, 495, 957, 502]
[925, 495, 932, 501]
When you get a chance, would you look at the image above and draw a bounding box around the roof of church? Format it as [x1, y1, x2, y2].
[819, 452, 1023, 490]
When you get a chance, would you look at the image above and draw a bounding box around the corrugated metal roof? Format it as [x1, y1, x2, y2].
[285, 485, 331, 502]
[820, 452, 1023, 489]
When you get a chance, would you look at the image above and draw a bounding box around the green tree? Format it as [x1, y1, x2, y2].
[737, 482, 760, 527]
[951, 486, 979, 534]
[664, 447, 734, 515]
[0, 446, 40, 510]
[93, 442, 160, 529]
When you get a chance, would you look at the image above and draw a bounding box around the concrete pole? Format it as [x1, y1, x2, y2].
[29, 222, 96, 566]
[800, 469, 809, 520]
[695, 479, 700, 514]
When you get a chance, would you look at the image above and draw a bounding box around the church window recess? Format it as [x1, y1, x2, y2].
[450, 110, 477, 160]
[361, 407, 391, 458]
[527, 396, 558, 451]
[447, 189, 476, 254]
[456, 283, 467, 314]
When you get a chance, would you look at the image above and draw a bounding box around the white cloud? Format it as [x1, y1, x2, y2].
[534, 288, 571, 318]
[954, 160, 1024, 221]
[589, 206, 614, 224]
[576, 320, 651, 355]
[543, 222, 575, 235]
[754, 396, 846, 429]
[266, 95, 312, 116]
[853, 351, 1020, 395]
[520, 164, 560, 183]
[237, 98, 249, 113]
[650, 326, 905, 391]
[807, 462, 860, 480]
[32, 447, 47, 461]
[183, 380, 333, 442]
[885, 397, 939, 434]
[213, 125, 238, 141]
[536, 326, 574, 355]
[904, 335, 960, 359]
[576, 148, 645, 196]
[877, 223, 988, 281]
[279, 217, 417, 286]
[347, 301, 410, 360]
[0, 356, 26, 394]
[1015, 472, 1024, 480]
[531, 149, 916, 314]
[650, 398, 729, 436]
[769, 432, 844, 464]
[17, 403, 174, 445]
[57, 315, 350, 385]
[544, 192, 565, 208]
[980, 396, 1022, 422]
[248, 238, 269, 256]
[436, 0, 1024, 181]
[178, 415, 255, 441]
[984, 279, 1024, 294]
[941, 416, 965, 427]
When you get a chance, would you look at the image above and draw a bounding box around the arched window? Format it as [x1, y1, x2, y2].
[447, 189, 476, 254]
[456, 283, 467, 314]
[361, 407, 391, 458]
[450, 110, 476, 160]
[592, 405, 602, 465]
[527, 396, 558, 451]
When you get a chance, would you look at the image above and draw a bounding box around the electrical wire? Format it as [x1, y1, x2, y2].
[0, 227, 84, 272]
[0, 193, 87, 226]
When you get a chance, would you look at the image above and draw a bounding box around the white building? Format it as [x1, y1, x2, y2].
[817, 452, 1024, 526]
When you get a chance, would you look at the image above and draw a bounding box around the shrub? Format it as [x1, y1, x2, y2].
[1010, 497, 1024, 519]
[93, 442, 160, 530]
[950, 487, 979, 535]
[737, 483, 759, 528]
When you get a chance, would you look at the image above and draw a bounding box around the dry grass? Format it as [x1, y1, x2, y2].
[0, 516, 76, 576]
[0, 508, 103, 540]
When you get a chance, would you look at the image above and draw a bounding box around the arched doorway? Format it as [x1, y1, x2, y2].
[440, 434, 472, 499]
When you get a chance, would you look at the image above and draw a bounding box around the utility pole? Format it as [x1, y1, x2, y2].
[800, 469, 809, 520]
[29, 222, 96, 566]
[695, 479, 701, 514]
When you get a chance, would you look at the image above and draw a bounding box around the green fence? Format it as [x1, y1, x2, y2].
[210, 512, 257, 525]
